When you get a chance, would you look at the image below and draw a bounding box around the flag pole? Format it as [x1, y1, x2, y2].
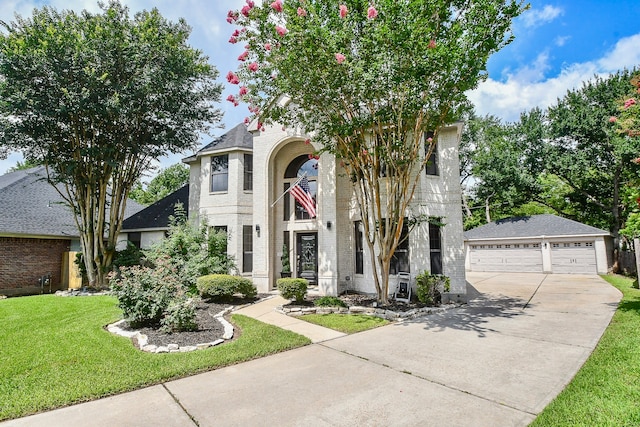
[271, 172, 307, 208]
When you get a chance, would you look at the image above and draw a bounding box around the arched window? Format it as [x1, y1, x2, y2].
[283, 154, 318, 221]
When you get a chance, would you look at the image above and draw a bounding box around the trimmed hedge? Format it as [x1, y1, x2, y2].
[197, 274, 257, 301]
[277, 278, 308, 302]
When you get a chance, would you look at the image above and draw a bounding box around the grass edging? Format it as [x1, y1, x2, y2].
[299, 313, 390, 334]
[531, 274, 640, 426]
[0, 295, 310, 421]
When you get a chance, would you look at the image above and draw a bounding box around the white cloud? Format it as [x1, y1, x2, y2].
[522, 5, 563, 28]
[555, 35, 570, 47]
[468, 32, 640, 123]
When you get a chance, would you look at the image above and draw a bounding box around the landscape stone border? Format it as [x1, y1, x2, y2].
[276, 303, 458, 321]
[107, 307, 235, 353]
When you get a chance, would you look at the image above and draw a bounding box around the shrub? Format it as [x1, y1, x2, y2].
[277, 278, 308, 302]
[314, 296, 347, 308]
[197, 274, 257, 301]
[144, 204, 236, 291]
[160, 297, 198, 333]
[415, 272, 451, 305]
[109, 257, 182, 328]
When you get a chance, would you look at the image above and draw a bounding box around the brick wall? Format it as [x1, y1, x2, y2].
[0, 237, 71, 296]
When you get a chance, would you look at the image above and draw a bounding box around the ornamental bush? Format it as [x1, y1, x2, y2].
[160, 296, 198, 333]
[108, 257, 183, 328]
[196, 274, 257, 301]
[415, 271, 451, 305]
[314, 296, 347, 308]
[277, 278, 308, 302]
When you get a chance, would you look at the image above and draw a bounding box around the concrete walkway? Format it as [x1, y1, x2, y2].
[234, 295, 346, 343]
[2, 273, 621, 426]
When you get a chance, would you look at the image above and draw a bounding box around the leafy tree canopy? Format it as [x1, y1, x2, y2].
[130, 163, 190, 205]
[226, 0, 525, 302]
[0, 1, 223, 287]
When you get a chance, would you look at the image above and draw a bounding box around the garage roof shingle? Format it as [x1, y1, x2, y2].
[464, 214, 610, 240]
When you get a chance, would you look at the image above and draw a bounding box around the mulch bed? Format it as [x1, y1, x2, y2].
[285, 291, 435, 312]
[120, 295, 268, 348]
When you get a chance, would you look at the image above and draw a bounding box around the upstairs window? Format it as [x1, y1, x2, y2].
[425, 132, 438, 176]
[244, 154, 253, 191]
[211, 154, 229, 192]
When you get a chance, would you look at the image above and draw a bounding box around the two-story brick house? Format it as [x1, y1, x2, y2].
[166, 121, 467, 301]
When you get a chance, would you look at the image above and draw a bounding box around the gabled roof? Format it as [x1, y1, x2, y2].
[183, 123, 252, 163]
[121, 185, 188, 231]
[0, 166, 144, 239]
[464, 214, 610, 240]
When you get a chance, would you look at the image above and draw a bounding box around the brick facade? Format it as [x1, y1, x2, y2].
[0, 237, 71, 296]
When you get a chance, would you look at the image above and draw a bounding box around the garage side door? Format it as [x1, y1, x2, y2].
[551, 242, 597, 274]
[469, 243, 543, 273]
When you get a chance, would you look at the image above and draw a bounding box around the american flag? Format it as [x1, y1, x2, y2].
[290, 176, 316, 218]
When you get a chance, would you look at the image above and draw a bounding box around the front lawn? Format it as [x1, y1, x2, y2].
[0, 294, 310, 421]
[299, 313, 390, 334]
[532, 274, 640, 426]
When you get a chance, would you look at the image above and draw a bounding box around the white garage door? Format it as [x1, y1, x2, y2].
[551, 242, 597, 274]
[469, 243, 543, 272]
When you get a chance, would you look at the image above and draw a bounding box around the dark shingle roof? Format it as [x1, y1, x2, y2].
[464, 214, 610, 240]
[0, 166, 144, 238]
[122, 185, 188, 231]
[183, 123, 252, 162]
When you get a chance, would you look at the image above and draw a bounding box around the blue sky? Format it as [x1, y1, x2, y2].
[1, 0, 639, 177]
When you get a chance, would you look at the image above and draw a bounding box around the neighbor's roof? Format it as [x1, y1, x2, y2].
[183, 123, 253, 163]
[121, 185, 189, 231]
[464, 214, 610, 240]
[0, 166, 144, 239]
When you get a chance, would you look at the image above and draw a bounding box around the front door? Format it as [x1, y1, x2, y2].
[296, 232, 318, 285]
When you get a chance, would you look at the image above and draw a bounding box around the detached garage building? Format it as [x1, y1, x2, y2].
[464, 214, 612, 274]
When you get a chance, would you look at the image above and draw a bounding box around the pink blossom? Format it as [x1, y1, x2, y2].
[270, 0, 283, 12]
[246, 0, 254, 7]
[248, 62, 259, 72]
[229, 36, 238, 44]
[241, 5, 252, 17]
[308, 154, 314, 159]
[226, 94, 239, 106]
[335, 53, 346, 64]
[428, 39, 436, 49]
[624, 98, 637, 109]
[244, 117, 251, 125]
[282, 126, 286, 131]
[239, 86, 249, 96]
[276, 26, 287, 36]
[305, 138, 311, 145]
[339, 4, 348, 18]
[232, 29, 240, 37]
[297, 7, 307, 16]
[227, 10, 239, 24]
[238, 51, 249, 62]
[226, 71, 240, 85]
[609, 116, 618, 123]
[257, 122, 263, 129]
[427, 137, 433, 143]
[265, 43, 272, 51]
[367, 6, 378, 19]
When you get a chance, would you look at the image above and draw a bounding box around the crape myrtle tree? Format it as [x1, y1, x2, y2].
[0, 1, 222, 288]
[226, 0, 526, 303]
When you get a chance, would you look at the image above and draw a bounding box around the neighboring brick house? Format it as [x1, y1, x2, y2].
[123, 122, 467, 301]
[0, 167, 143, 296]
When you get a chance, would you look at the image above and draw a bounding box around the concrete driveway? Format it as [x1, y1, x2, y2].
[2, 273, 621, 427]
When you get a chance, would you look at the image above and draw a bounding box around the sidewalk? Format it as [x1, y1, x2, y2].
[234, 295, 346, 343]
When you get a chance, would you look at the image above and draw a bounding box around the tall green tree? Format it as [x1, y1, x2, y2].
[539, 70, 640, 239]
[130, 163, 190, 205]
[0, 1, 222, 287]
[228, 0, 525, 303]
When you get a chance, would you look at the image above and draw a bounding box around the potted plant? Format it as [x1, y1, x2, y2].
[280, 244, 291, 278]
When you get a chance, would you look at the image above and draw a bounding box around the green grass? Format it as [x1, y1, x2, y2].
[532, 275, 640, 426]
[0, 295, 310, 421]
[299, 313, 390, 334]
